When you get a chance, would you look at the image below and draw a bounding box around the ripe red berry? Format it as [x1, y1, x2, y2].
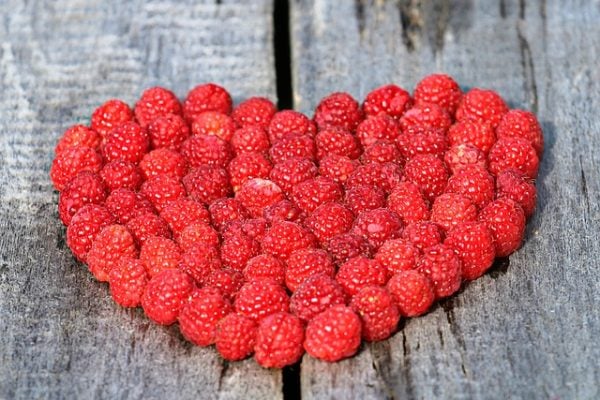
[109, 257, 148, 308]
[350, 285, 400, 342]
[126, 212, 171, 246]
[181, 134, 233, 168]
[231, 97, 277, 129]
[178, 287, 232, 347]
[179, 242, 221, 285]
[243, 254, 286, 285]
[292, 176, 343, 214]
[140, 174, 186, 212]
[399, 103, 452, 133]
[66, 204, 115, 261]
[362, 84, 413, 119]
[496, 109, 544, 156]
[304, 305, 362, 362]
[431, 193, 478, 232]
[159, 198, 210, 237]
[234, 281, 290, 321]
[447, 121, 496, 154]
[50, 146, 103, 191]
[134, 86, 182, 128]
[386, 270, 435, 317]
[269, 134, 316, 164]
[336, 256, 388, 296]
[268, 110, 316, 143]
[58, 171, 107, 225]
[315, 127, 361, 160]
[402, 154, 449, 202]
[208, 197, 249, 230]
[231, 125, 270, 155]
[445, 222, 495, 280]
[55, 125, 100, 156]
[344, 184, 386, 215]
[456, 88, 508, 128]
[314, 92, 363, 131]
[147, 113, 191, 150]
[177, 221, 220, 251]
[326, 233, 372, 266]
[416, 244, 463, 299]
[414, 74, 462, 116]
[401, 221, 443, 251]
[496, 169, 537, 218]
[228, 151, 273, 191]
[444, 143, 487, 174]
[139, 148, 188, 180]
[261, 221, 316, 260]
[254, 312, 305, 368]
[387, 181, 430, 224]
[351, 208, 403, 250]
[183, 165, 232, 204]
[375, 238, 420, 275]
[220, 231, 260, 271]
[345, 162, 402, 194]
[263, 200, 303, 223]
[183, 83, 232, 123]
[269, 157, 318, 194]
[304, 202, 354, 244]
[215, 313, 258, 361]
[395, 131, 447, 160]
[290, 274, 347, 321]
[91, 99, 133, 138]
[285, 248, 335, 292]
[105, 189, 154, 224]
[100, 160, 143, 192]
[445, 165, 495, 209]
[361, 140, 401, 165]
[318, 154, 359, 184]
[355, 115, 400, 147]
[87, 224, 138, 281]
[478, 198, 526, 257]
[236, 178, 285, 217]
[205, 268, 244, 300]
[103, 122, 149, 165]
[488, 136, 539, 179]
[139, 236, 182, 277]
[141, 268, 195, 325]
[191, 111, 236, 141]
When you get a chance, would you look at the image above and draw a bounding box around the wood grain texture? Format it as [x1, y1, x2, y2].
[0, 1, 280, 399]
[291, 0, 600, 399]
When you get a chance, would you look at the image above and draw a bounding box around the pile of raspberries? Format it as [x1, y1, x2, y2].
[50, 74, 542, 368]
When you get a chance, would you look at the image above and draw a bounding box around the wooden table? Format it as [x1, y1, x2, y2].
[1, 1, 598, 399]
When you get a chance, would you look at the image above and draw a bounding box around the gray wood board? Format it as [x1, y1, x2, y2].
[291, 0, 600, 399]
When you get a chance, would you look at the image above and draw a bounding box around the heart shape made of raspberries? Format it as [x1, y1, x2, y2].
[50, 74, 542, 368]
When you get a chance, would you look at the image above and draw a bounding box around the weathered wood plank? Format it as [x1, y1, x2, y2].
[291, 0, 600, 399]
[0, 1, 280, 399]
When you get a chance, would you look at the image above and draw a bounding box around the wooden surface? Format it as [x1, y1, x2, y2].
[0, 0, 598, 399]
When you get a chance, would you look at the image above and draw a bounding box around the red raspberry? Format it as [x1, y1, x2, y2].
[315, 127, 361, 160]
[140, 174, 186, 212]
[100, 160, 143, 192]
[444, 143, 487, 174]
[105, 188, 154, 224]
[205, 268, 244, 300]
[304, 202, 354, 244]
[159, 198, 210, 237]
[488, 136, 539, 179]
[66, 205, 115, 261]
[134, 87, 182, 128]
[496, 169, 537, 218]
[326, 233, 372, 266]
[269, 134, 316, 164]
[387, 181, 430, 224]
[228, 152, 273, 191]
[403, 154, 449, 202]
[447, 121, 495, 154]
[269, 157, 318, 194]
[401, 221, 443, 251]
[285, 248, 335, 292]
[496, 109, 544, 156]
[356, 115, 401, 147]
[183, 165, 232, 204]
[362, 84, 413, 119]
[243, 254, 286, 285]
[254, 312, 304, 368]
[139, 148, 188, 180]
[361, 140, 401, 165]
[314, 92, 363, 131]
[304, 305, 361, 362]
[55, 125, 101, 155]
[183, 83, 232, 123]
[343, 184, 386, 215]
[224, 218, 269, 243]
[231, 97, 277, 129]
[261, 221, 316, 260]
[414, 74, 462, 116]
[221, 231, 260, 271]
[178, 287, 232, 347]
[215, 313, 258, 361]
[50, 146, 103, 191]
[264, 200, 303, 223]
[231, 126, 270, 155]
[139, 236, 182, 277]
[318, 155, 359, 184]
[191, 111, 235, 141]
[181, 134, 232, 168]
[58, 171, 107, 225]
[431, 193, 478, 232]
[234, 281, 290, 321]
[351, 208, 403, 250]
[292, 176, 343, 214]
[142, 268, 195, 325]
[147, 113, 190, 150]
[336, 256, 388, 296]
[416, 244, 463, 299]
[445, 222, 495, 280]
[268, 110, 316, 142]
[345, 162, 402, 194]
[91, 99, 134, 138]
[399, 103, 452, 133]
[479, 198, 526, 257]
[109, 257, 148, 308]
[386, 270, 435, 317]
[102, 122, 150, 164]
[177, 221, 219, 251]
[445, 165, 495, 209]
[87, 224, 138, 281]
[290, 274, 346, 321]
[236, 178, 285, 217]
[126, 211, 171, 246]
[456, 88, 508, 128]
[208, 198, 249, 230]
[350, 285, 400, 342]
[395, 131, 447, 160]
[179, 243, 221, 285]
[375, 238, 420, 275]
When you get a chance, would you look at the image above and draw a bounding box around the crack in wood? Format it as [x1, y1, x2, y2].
[354, 0, 365, 37]
[274, 0, 293, 109]
[398, 0, 423, 52]
[517, 23, 538, 113]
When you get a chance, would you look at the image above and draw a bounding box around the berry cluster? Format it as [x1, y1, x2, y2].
[51, 75, 541, 368]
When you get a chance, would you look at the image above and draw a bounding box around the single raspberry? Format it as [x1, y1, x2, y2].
[236, 178, 285, 217]
[413, 74, 462, 116]
[345, 162, 402, 194]
[416, 244, 463, 299]
[399, 103, 452, 133]
[180, 134, 233, 168]
[292, 176, 343, 214]
[445, 165, 495, 209]
[66, 204, 115, 261]
[207, 198, 249, 230]
[139, 236, 182, 277]
[160, 198, 210, 238]
[100, 160, 143, 192]
[140, 174, 186, 212]
[362, 84, 413, 120]
[350, 285, 400, 342]
[178, 287, 232, 346]
[336, 256, 388, 296]
[87, 224, 138, 281]
[221, 231, 260, 271]
[183, 83, 232, 123]
[191, 111, 236, 141]
[326, 233, 372, 266]
[456, 88, 508, 128]
[356, 115, 401, 147]
[205, 268, 244, 300]
[234, 281, 290, 321]
[215, 313, 258, 361]
[361, 140, 401, 165]
[401, 221, 443, 251]
[134, 87, 182, 128]
[269, 134, 316, 164]
[179, 242, 221, 285]
[387, 181, 430, 224]
[254, 312, 304, 368]
[315, 127, 361, 160]
[496, 109, 544, 156]
[496, 169, 537, 218]
[231, 125, 270, 155]
[395, 131, 447, 160]
[141, 268, 195, 325]
[269, 157, 318, 194]
[228, 151, 273, 191]
[430, 193, 478, 232]
[488, 136, 540, 179]
[290, 274, 347, 321]
[304, 202, 354, 244]
[102, 121, 150, 164]
[261, 221, 316, 260]
[447, 121, 495, 155]
[126, 211, 171, 246]
[319, 155, 359, 185]
[225, 217, 269, 242]
[386, 270, 435, 317]
[445, 222, 495, 280]
[314, 92, 363, 131]
[177, 221, 220, 251]
[183, 165, 232, 204]
[90, 99, 134, 138]
[444, 143, 487, 174]
[109, 257, 148, 308]
[402, 154, 449, 202]
[139, 148, 188, 180]
[243, 254, 286, 285]
[147, 113, 191, 150]
[105, 189, 155, 224]
[304, 305, 362, 362]
[50, 146, 103, 191]
[343, 184, 386, 215]
[55, 125, 101, 155]
[231, 97, 277, 129]
[478, 198, 526, 257]
[285, 248, 335, 292]
[268, 110, 317, 142]
[263, 200, 303, 223]
[351, 208, 403, 250]
[58, 171, 107, 225]
[375, 238, 420, 275]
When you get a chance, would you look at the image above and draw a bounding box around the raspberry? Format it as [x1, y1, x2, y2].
[444, 143, 487, 174]
[263, 200, 303, 223]
[191, 111, 236, 141]
[243, 254, 286, 285]
[416, 244, 463, 299]
[496, 109, 544, 156]
[292, 176, 343, 214]
[87, 224, 138, 281]
[387, 181, 430, 223]
[228, 151, 273, 191]
[314, 92, 363, 131]
[183, 83, 232, 123]
[134, 87, 182, 128]
[375, 239, 420, 275]
[159, 198, 210, 237]
[395, 131, 447, 160]
[268, 110, 316, 142]
[456, 88, 508, 128]
[221, 231, 260, 271]
[147, 113, 191, 150]
[179, 243, 221, 285]
[399, 103, 452, 133]
[304, 305, 361, 362]
[355, 115, 401, 147]
[447, 121, 495, 154]
[109, 257, 148, 308]
[177, 221, 219, 251]
[269, 134, 316, 164]
[343, 184, 386, 215]
[351, 208, 403, 250]
[261, 221, 316, 260]
[66, 205, 115, 261]
[285, 248, 335, 292]
[178, 287, 232, 347]
[140, 174, 186, 212]
[234, 281, 290, 321]
[401, 221, 443, 251]
[488, 136, 539, 179]
[181, 134, 233, 168]
[225, 218, 269, 242]
[304, 202, 354, 244]
[236, 178, 285, 217]
[142, 268, 195, 325]
[478, 198, 526, 257]
[183, 165, 232, 204]
[139, 148, 188, 180]
[50, 146, 103, 191]
[215, 313, 258, 361]
[350, 285, 400, 342]
[345, 162, 401, 194]
[326, 233, 372, 266]
[254, 312, 304, 368]
[231, 125, 270, 155]
[90, 99, 134, 138]
[445, 222, 495, 280]
[55, 125, 100, 155]
[431, 193, 478, 232]
[445, 165, 495, 209]
[139, 236, 182, 277]
[362, 84, 413, 120]
[414, 74, 462, 116]
[207, 198, 248, 230]
[336, 256, 388, 296]
[496, 169, 537, 218]
[102, 121, 150, 164]
[290, 274, 347, 321]
[105, 189, 155, 224]
[269, 157, 318, 194]
[58, 171, 107, 225]
[126, 212, 171, 246]
[319, 155, 359, 185]
[361, 140, 401, 165]
[206, 268, 244, 300]
[231, 97, 277, 129]
[386, 270, 435, 317]
[100, 160, 143, 192]
[402, 154, 449, 202]
[315, 127, 361, 160]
